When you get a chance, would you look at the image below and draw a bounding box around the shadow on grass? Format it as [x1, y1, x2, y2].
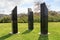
[38, 35, 48, 40]
[0, 34, 12, 40]
[22, 30, 32, 34]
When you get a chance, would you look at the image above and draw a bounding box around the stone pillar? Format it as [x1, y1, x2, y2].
[28, 8, 33, 30]
[12, 6, 18, 34]
[40, 3, 48, 35]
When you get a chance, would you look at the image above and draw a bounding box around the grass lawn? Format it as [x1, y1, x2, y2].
[0, 22, 60, 40]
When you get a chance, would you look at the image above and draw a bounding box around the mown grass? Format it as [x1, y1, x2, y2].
[0, 22, 60, 40]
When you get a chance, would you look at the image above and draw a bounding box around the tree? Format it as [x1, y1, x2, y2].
[34, 0, 50, 12]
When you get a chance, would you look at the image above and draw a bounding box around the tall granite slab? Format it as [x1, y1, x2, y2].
[28, 8, 33, 30]
[40, 3, 48, 35]
[12, 6, 18, 34]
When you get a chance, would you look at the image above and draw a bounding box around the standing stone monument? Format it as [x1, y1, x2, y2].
[40, 3, 48, 35]
[12, 6, 18, 34]
[28, 8, 33, 30]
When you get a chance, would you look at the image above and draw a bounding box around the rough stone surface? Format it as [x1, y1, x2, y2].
[12, 6, 18, 34]
[28, 8, 33, 30]
[41, 3, 48, 35]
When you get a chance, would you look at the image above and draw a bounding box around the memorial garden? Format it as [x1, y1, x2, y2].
[0, 2, 60, 40]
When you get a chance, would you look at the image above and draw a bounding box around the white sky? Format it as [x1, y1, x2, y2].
[0, 0, 60, 15]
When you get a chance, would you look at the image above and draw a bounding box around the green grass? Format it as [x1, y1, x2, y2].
[0, 22, 60, 40]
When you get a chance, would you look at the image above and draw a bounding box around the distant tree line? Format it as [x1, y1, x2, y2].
[0, 11, 60, 23]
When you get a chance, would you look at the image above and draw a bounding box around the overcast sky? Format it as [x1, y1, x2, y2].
[0, 0, 60, 14]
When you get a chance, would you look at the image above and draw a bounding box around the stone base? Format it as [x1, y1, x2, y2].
[10, 32, 20, 34]
[38, 32, 50, 35]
